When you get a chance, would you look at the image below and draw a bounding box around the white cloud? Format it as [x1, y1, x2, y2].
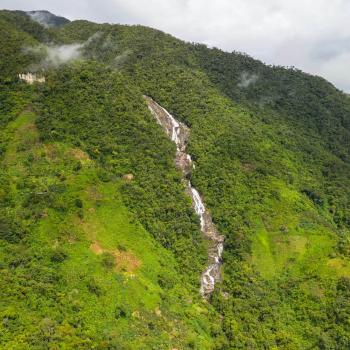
[237, 72, 259, 89]
[27, 10, 52, 27]
[25, 43, 84, 71]
[46, 44, 82, 64]
[2, 0, 350, 91]
[317, 52, 350, 92]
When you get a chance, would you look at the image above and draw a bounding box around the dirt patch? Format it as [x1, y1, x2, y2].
[86, 187, 103, 201]
[242, 162, 256, 172]
[19, 122, 37, 134]
[69, 148, 91, 163]
[80, 218, 99, 240]
[90, 241, 104, 255]
[112, 250, 141, 273]
[44, 144, 59, 160]
[90, 240, 141, 273]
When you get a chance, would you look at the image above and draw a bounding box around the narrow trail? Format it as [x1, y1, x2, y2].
[144, 96, 224, 296]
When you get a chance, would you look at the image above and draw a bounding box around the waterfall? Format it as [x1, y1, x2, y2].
[189, 186, 205, 230]
[145, 96, 224, 297]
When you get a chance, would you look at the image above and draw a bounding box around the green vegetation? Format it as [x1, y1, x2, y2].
[0, 9, 350, 349]
[0, 107, 220, 349]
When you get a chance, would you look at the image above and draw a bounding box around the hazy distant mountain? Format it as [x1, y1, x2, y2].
[26, 10, 70, 27]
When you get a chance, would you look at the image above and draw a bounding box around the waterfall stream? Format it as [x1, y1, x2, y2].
[144, 96, 224, 296]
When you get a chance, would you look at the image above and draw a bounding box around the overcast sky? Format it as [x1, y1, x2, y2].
[3, 0, 350, 92]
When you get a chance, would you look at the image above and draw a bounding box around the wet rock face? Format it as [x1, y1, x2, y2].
[176, 152, 193, 176]
[145, 96, 224, 297]
[144, 96, 189, 152]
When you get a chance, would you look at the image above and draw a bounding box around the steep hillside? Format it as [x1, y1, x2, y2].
[26, 10, 70, 28]
[0, 10, 350, 350]
[1, 109, 214, 349]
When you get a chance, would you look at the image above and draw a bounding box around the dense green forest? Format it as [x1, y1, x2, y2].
[0, 9, 349, 349]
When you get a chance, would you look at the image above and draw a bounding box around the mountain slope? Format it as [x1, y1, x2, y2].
[26, 10, 70, 28]
[0, 69, 222, 350]
[0, 10, 350, 350]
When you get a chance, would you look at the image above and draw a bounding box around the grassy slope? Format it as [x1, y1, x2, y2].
[0, 106, 219, 349]
[136, 71, 350, 348]
[67, 22, 350, 348]
[0, 15, 222, 347]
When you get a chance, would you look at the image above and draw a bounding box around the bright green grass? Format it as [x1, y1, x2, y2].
[251, 178, 346, 280]
[0, 111, 217, 349]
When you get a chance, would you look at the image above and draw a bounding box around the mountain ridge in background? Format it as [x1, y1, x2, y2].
[26, 10, 70, 28]
[0, 9, 350, 349]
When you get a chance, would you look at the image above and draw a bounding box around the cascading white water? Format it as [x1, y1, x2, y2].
[157, 105, 182, 149]
[190, 185, 205, 230]
[145, 96, 224, 297]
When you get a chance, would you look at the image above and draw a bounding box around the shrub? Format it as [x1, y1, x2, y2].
[101, 252, 115, 269]
[50, 248, 67, 263]
[0, 213, 24, 243]
[74, 198, 83, 208]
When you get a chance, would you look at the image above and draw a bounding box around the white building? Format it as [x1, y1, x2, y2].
[18, 73, 45, 84]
